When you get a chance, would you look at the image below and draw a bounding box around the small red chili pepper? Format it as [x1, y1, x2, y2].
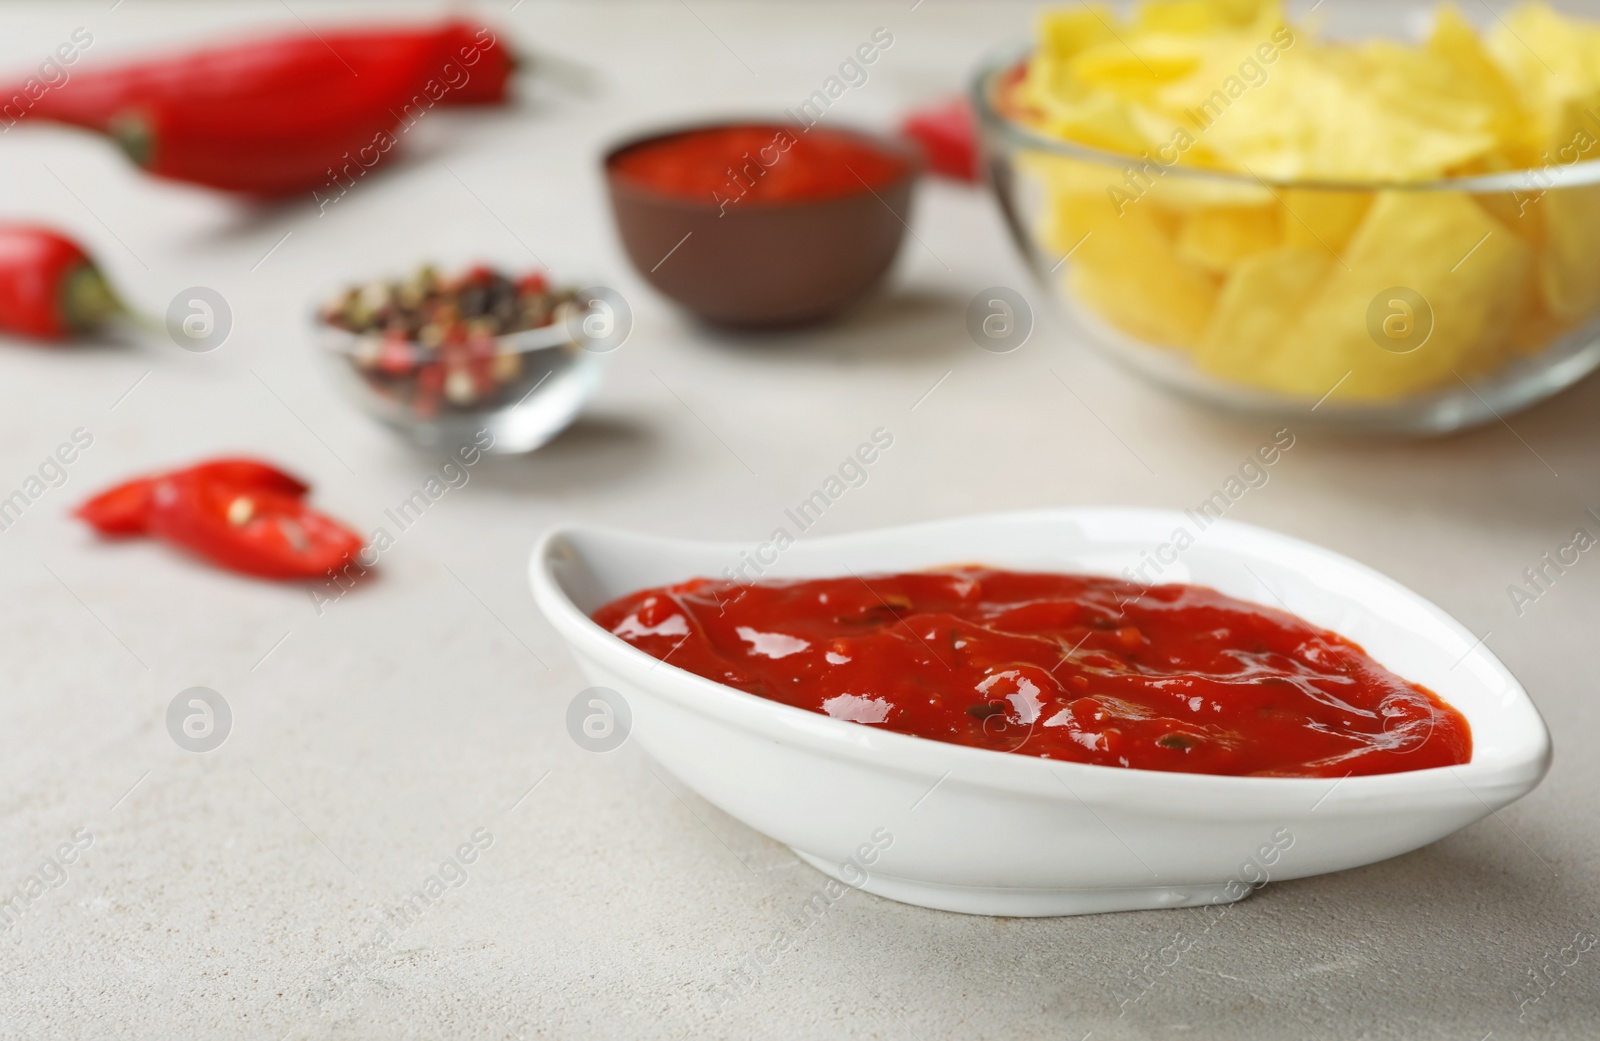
[76, 458, 309, 536]
[6, 22, 510, 195]
[110, 44, 439, 197]
[440, 24, 516, 106]
[329, 22, 513, 107]
[77, 459, 361, 580]
[10, 21, 512, 134]
[0, 225, 121, 341]
[901, 99, 980, 183]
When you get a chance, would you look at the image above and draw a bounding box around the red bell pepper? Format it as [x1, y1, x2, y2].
[77, 458, 309, 536]
[0, 225, 120, 341]
[77, 459, 362, 580]
[901, 99, 980, 184]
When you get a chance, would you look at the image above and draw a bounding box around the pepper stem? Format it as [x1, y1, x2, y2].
[109, 113, 153, 168]
[60, 263, 124, 333]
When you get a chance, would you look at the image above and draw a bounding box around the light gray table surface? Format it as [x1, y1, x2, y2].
[0, 1, 1596, 1038]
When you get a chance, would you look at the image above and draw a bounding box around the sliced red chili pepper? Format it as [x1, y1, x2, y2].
[0, 225, 121, 340]
[188, 459, 311, 498]
[76, 458, 310, 537]
[75, 478, 153, 536]
[145, 472, 363, 580]
[901, 99, 980, 183]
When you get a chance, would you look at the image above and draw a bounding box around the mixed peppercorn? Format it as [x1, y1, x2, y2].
[320, 264, 581, 418]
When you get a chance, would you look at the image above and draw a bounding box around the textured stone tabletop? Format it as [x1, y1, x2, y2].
[0, 1, 1596, 1038]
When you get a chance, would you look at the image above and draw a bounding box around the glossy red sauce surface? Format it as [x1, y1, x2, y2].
[609, 124, 907, 204]
[591, 569, 1472, 777]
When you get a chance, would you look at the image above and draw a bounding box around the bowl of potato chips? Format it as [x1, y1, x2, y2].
[976, 0, 1600, 432]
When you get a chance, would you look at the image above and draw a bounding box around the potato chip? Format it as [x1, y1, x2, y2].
[1177, 205, 1280, 270]
[1036, 6, 1118, 62]
[1424, 5, 1533, 167]
[1029, 92, 1155, 155]
[1472, 190, 1538, 246]
[1537, 182, 1600, 323]
[1071, 37, 1206, 97]
[1135, 0, 1282, 35]
[1199, 49, 1499, 181]
[1509, 296, 1567, 355]
[1260, 191, 1531, 398]
[1194, 246, 1328, 380]
[1067, 263, 1219, 350]
[1280, 188, 1371, 255]
[1487, 4, 1600, 144]
[1057, 196, 1219, 347]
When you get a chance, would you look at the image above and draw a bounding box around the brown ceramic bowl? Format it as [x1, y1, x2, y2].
[604, 121, 918, 327]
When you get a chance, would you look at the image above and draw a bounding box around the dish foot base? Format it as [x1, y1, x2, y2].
[791, 849, 1252, 917]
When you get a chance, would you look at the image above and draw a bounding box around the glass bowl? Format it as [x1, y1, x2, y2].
[315, 300, 607, 454]
[972, 40, 1600, 434]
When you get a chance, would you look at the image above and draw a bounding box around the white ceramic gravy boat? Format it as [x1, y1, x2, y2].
[530, 509, 1551, 916]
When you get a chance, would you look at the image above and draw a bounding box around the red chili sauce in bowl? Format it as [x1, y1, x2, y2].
[608, 124, 908, 206]
[591, 568, 1471, 777]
